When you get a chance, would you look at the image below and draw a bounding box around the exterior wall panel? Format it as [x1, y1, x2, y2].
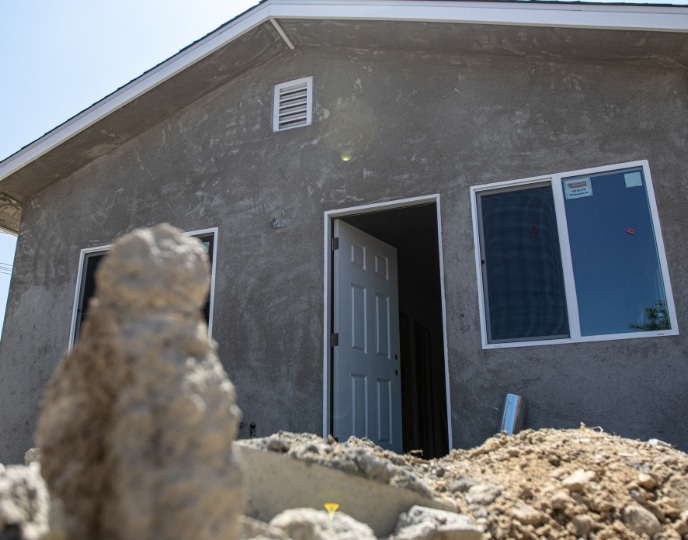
[1, 38, 687, 462]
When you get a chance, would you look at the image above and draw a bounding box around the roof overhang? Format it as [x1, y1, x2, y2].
[1, 0, 687, 233]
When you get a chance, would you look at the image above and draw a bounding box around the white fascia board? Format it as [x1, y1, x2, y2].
[0, 3, 273, 183]
[268, 0, 688, 32]
[2, 0, 687, 182]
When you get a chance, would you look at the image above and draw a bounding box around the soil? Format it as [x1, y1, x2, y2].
[247, 426, 688, 539]
[402, 426, 688, 539]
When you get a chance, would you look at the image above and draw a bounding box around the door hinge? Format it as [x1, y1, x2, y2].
[331, 332, 339, 347]
[332, 237, 339, 251]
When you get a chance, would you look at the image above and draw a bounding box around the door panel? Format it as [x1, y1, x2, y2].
[333, 219, 402, 452]
[375, 293, 390, 356]
[351, 374, 368, 437]
[377, 378, 392, 442]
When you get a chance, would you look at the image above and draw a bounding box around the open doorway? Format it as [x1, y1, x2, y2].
[325, 196, 450, 458]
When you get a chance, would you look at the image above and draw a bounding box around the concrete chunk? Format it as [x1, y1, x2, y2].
[394, 505, 483, 540]
[270, 508, 376, 540]
[237, 443, 455, 537]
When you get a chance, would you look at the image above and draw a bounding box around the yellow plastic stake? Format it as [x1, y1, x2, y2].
[324, 502, 340, 520]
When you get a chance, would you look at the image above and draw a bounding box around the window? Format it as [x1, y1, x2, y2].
[273, 76, 312, 132]
[72, 249, 107, 343]
[472, 161, 677, 347]
[69, 229, 217, 346]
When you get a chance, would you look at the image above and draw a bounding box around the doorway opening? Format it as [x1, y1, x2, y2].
[324, 196, 451, 458]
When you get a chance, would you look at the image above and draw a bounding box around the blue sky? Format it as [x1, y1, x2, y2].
[0, 0, 685, 335]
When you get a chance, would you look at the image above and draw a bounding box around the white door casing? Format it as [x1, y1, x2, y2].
[332, 220, 403, 452]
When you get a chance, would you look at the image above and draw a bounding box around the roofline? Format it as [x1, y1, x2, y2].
[268, 0, 688, 30]
[2, 0, 687, 182]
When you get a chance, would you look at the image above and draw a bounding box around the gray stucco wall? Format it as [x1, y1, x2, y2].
[1, 28, 687, 463]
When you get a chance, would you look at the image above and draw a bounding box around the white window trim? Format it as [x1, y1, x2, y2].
[273, 76, 313, 132]
[68, 227, 218, 348]
[470, 160, 678, 349]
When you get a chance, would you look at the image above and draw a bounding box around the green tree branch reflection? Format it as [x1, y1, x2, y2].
[630, 300, 670, 331]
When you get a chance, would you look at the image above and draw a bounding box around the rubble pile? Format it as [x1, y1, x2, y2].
[238, 427, 688, 539]
[411, 426, 688, 539]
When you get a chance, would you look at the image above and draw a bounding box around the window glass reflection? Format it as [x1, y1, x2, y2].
[480, 186, 569, 342]
[563, 168, 668, 336]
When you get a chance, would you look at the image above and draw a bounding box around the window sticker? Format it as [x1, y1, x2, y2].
[564, 178, 593, 200]
[624, 171, 643, 188]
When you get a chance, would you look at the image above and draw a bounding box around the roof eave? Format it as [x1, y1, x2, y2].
[0, 0, 687, 233]
[3, 0, 687, 182]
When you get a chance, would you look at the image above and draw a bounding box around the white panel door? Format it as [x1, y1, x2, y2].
[332, 220, 402, 452]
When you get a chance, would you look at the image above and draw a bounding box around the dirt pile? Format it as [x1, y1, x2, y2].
[3, 426, 688, 539]
[238, 426, 688, 539]
[385, 425, 688, 539]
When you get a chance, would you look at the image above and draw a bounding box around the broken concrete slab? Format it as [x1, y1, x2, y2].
[237, 442, 456, 537]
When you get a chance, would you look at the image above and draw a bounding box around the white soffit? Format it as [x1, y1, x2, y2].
[1, 0, 687, 181]
[269, 0, 688, 33]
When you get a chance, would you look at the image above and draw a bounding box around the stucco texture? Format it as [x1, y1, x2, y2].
[1, 22, 687, 463]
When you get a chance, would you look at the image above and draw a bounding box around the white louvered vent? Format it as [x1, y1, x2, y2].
[273, 76, 313, 132]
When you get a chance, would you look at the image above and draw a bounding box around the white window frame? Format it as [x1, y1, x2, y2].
[272, 76, 313, 132]
[68, 227, 218, 348]
[471, 160, 678, 349]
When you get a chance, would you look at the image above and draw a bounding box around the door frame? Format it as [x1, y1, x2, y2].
[322, 194, 453, 453]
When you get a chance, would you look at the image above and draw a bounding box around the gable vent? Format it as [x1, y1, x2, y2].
[273, 76, 312, 132]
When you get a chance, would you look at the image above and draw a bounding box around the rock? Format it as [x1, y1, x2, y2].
[0, 463, 50, 540]
[562, 469, 596, 491]
[22, 450, 40, 467]
[449, 475, 477, 494]
[630, 487, 647, 504]
[35, 224, 243, 540]
[394, 505, 483, 540]
[511, 503, 543, 525]
[623, 504, 662, 536]
[674, 510, 688, 535]
[549, 490, 573, 510]
[466, 483, 501, 505]
[638, 472, 657, 490]
[665, 476, 688, 512]
[269, 508, 376, 540]
[241, 515, 289, 539]
[571, 513, 596, 536]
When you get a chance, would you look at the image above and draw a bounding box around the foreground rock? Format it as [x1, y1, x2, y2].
[270, 508, 377, 540]
[0, 463, 52, 540]
[34, 224, 243, 540]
